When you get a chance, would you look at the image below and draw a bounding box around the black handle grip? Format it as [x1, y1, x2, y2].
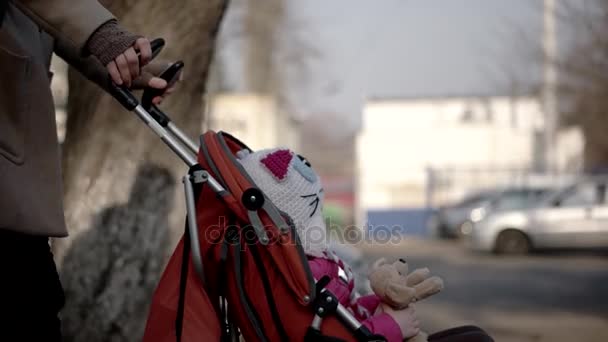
[149, 38, 165, 60]
[109, 84, 139, 110]
[148, 106, 172, 127]
[141, 60, 184, 109]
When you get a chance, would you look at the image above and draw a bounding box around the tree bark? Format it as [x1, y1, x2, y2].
[243, 0, 284, 94]
[555, 0, 608, 172]
[56, 1, 228, 340]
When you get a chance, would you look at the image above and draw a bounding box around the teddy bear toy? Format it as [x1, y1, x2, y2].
[369, 258, 444, 342]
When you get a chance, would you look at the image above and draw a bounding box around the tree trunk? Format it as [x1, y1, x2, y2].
[581, 110, 608, 172]
[243, 0, 284, 94]
[554, 0, 608, 172]
[56, 1, 228, 341]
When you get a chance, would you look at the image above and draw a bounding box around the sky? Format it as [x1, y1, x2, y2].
[220, 0, 547, 138]
[284, 0, 545, 137]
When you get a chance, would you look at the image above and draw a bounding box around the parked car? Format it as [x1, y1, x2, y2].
[460, 187, 550, 236]
[428, 189, 499, 238]
[468, 177, 608, 254]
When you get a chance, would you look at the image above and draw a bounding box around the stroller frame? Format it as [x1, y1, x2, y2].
[97, 39, 383, 342]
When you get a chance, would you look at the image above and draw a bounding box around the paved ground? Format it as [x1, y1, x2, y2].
[356, 239, 608, 342]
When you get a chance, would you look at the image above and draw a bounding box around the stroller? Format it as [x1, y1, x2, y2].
[90, 39, 384, 342]
[93, 39, 492, 342]
[142, 130, 382, 342]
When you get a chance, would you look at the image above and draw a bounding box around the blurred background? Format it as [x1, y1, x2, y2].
[50, 0, 607, 341]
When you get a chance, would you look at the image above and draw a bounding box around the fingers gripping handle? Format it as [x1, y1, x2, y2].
[69, 37, 197, 166]
[109, 38, 166, 110]
[141, 60, 185, 109]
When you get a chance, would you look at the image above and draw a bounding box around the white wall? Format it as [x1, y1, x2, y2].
[205, 93, 299, 151]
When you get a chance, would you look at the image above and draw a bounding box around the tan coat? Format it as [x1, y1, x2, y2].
[0, 1, 114, 237]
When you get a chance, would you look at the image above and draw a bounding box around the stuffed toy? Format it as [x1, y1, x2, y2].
[369, 258, 444, 342]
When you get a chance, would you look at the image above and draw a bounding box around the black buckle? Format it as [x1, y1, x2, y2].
[242, 188, 265, 210]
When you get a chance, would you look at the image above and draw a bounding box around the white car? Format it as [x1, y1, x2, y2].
[468, 177, 608, 254]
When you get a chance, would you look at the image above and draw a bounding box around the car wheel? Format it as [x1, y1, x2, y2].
[494, 230, 531, 255]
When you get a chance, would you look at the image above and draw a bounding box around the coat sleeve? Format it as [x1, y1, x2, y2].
[362, 313, 403, 342]
[55, 35, 172, 93]
[14, 0, 114, 52]
[356, 294, 382, 314]
[53, 37, 110, 92]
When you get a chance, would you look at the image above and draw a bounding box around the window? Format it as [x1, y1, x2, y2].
[458, 191, 494, 207]
[483, 99, 493, 123]
[460, 106, 474, 123]
[494, 191, 533, 211]
[558, 182, 605, 207]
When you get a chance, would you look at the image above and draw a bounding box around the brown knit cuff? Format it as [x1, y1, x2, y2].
[86, 19, 141, 66]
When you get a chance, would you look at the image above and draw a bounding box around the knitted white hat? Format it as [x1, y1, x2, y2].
[237, 148, 327, 257]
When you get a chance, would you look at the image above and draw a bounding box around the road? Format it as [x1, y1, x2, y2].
[356, 238, 608, 342]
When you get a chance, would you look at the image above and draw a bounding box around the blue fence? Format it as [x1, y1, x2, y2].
[365, 208, 434, 238]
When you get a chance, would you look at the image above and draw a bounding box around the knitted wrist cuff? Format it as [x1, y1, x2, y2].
[86, 19, 141, 66]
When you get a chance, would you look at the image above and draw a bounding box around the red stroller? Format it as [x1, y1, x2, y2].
[142, 130, 382, 342]
[90, 39, 384, 342]
[92, 39, 492, 342]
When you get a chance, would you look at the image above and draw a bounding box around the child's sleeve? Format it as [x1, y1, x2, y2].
[307, 257, 352, 301]
[356, 294, 381, 314]
[308, 257, 403, 342]
[362, 313, 403, 342]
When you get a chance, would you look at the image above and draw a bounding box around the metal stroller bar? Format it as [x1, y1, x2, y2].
[137, 102, 199, 155]
[184, 174, 205, 283]
[132, 104, 198, 166]
[168, 122, 198, 153]
[111, 70, 225, 194]
[317, 285, 362, 331]
[307, 279, 385, 342]
[140, 61, 199, 155]
[336, 302, 363, 331]
[81, 37, 219, 189]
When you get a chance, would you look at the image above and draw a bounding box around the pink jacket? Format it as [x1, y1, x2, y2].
[308, 255, 403, 342]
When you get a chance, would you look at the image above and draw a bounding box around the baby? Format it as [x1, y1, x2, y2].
[237, 148, 420, 342]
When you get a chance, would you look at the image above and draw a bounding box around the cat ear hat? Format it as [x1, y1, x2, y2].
[237, 148, 327, 257]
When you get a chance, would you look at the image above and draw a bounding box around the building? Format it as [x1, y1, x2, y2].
[355, 95, 583, 232]
[204, 93, 300, 151]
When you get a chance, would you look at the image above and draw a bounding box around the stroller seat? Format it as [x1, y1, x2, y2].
[143, 131, 385, 342]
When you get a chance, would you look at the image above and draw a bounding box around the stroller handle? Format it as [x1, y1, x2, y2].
[73, 38, 221, 301]
[89, 37, 199, 166]
[137, 60, 199, 154]
[88, 38, 200, 166]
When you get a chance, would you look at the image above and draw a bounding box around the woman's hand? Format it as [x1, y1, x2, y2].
[107, 38, 152, 87]
[131, 61, 184, 104]
[381, 303, 421, 339]
[147, 76, 178, 105]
